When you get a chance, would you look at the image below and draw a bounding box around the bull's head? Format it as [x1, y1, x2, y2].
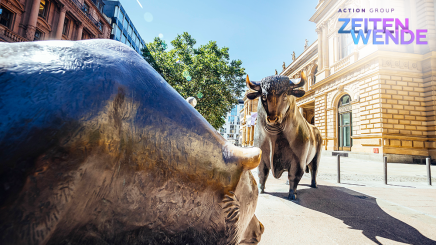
[246, 71, 307, 125]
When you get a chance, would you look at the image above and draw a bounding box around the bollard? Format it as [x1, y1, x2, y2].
[337, 155, 340, 183]
[427, 157, 432, 186]
[384, 156, 387, 185]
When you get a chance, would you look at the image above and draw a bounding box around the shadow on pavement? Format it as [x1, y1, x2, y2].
[267, 185, 435, 245]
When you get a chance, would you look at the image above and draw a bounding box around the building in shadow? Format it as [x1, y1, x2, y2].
[0, 0, 112, 42]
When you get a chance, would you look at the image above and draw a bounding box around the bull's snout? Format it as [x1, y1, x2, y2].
[267, 116, 280, 124]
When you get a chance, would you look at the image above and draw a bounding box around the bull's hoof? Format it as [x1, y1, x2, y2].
[288, 190, 297, 200]
[258, 184, 265, 194]
[287, 193, 297, 200]
[310, 182, 318, 188]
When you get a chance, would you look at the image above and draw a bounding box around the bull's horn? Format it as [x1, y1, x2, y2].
[246, 75, 261, 91]
[223, 143, 261, 170]
[289, 71, 306, 88]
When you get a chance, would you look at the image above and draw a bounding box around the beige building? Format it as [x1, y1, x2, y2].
[243, 0, 436, 163]
[240, 92, 259, 147]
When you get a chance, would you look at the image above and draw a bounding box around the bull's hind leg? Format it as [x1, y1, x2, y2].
[258, 161, 269, 193]
[309, 152, 321, 188]
[287, 164, 304, 200]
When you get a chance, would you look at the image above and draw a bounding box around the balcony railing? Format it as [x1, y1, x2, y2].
[1, 27, 28, 42]
[70, 0, 102, 30]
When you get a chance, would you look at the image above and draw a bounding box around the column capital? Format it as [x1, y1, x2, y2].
[59, 4, 66, 12]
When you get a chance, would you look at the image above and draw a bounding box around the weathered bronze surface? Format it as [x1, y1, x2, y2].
[246, 72, 323, 200]
[0, 40, 263, 245]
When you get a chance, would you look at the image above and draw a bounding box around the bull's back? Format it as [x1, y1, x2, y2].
[0, 40, 253, 245]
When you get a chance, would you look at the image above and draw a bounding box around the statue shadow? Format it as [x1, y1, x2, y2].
[266, 185, 436, 245]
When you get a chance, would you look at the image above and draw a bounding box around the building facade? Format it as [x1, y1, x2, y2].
[243, 0, 436, 163]
[240, 92, 259, 147]
[0, 0, 112, 42]
[102, 0, 145, 54]
[220, 99, 244, 146]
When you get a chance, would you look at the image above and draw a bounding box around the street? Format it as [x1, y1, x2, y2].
[254, 155, 436, 244]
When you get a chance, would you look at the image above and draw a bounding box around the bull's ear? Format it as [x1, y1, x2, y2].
[290, 89, 305, 98]
[247, 91, 261, 100]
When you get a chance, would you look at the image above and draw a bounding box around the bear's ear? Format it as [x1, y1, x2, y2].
[247, 91, 261, 100]
[289, 89, 305, 98]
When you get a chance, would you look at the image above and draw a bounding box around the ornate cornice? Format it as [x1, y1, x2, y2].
[37, 16, 52, 32]
[2, 0, 25, 12]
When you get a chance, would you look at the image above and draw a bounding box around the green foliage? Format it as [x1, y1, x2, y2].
[142, 32, 245, 129]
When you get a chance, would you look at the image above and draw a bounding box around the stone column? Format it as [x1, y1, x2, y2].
[316, 27, 323, 70]
[250, 126, 254, 146]
[26, 0, 42, 40]
[334, 35, 339, 64]
[55, 6, 66, 40]
[246, 127, 250, 146]
[241, 127, 246, 147]
[76, 22, 83, 40]
[322, 23, 329, 69]
[409, 0, 420, 54]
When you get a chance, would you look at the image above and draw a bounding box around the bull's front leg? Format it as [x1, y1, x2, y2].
[257, 160, 269, 193]
[287, 163, 304, 200]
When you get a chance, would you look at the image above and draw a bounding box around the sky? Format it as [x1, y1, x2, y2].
[118, 0, 319, 81]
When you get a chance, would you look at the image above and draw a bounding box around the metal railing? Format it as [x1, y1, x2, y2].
[70, 0, 102, 30]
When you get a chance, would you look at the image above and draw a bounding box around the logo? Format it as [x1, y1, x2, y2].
[337, 15, 428, 45]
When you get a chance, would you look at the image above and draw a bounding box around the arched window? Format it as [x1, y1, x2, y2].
[338, 94, 352, 151]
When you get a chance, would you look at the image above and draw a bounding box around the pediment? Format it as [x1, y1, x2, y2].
[3, 0, 25, 12]
[37, 17, 52, 32]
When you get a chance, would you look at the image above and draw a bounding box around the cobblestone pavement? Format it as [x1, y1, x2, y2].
[253, 155, 436, 245]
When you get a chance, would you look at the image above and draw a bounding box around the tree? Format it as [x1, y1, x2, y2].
[142, 32, 245, 129]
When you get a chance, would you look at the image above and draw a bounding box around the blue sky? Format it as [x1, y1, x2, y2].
[119, 0, 319, 81]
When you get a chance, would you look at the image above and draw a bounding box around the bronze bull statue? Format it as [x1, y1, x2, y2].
[246, 72, 322, 200]
[0, 40, 264, 245]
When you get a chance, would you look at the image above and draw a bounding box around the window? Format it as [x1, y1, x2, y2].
[338, 94, 352, 151]
[114, 6, 119, 18]
[127, 40, 131, 47]
[111, 23, 116, 35]
[82, 30, 90, 40]
[39, 0, 49, 19]
[0, 7, 13, 29]
[83, 3, 89, 14]
[121, 33, 126, 44]
[341, 33, 354, 59]
[127, 25, 132, 37]
[115, 26, 121, 40]
[123, 17, 128, 30]
[132, 34, 137, 45]
[99, 21, 103, 31]
[34, 29, 42, 40]
[62, 18, 69, 36]
[119, 10, 124, 23]
[136, 35, 140, 46]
